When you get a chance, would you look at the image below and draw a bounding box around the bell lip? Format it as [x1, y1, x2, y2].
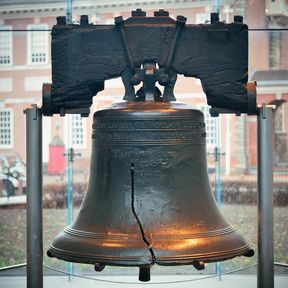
[47, 244, 154, 267]
[47, 243, 253, 267]
[154, 244, 253, 265]
[48, 225, 253, 267]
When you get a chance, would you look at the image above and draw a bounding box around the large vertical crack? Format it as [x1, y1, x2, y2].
[130, 163, 156, 263]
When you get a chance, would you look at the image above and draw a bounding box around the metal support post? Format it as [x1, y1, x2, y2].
[25, 105, 43, 288]
[257, 104, 274, 288]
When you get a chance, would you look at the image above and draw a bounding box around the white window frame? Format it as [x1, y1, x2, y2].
[0, 25, 13, 66]
[275, 104, 285, 132]
[64, 114, 87, 149]
[198, 105, 218, 148]
[269, 31, 282, 69]
[0, 108, 13, 149]
[27, 24, 49, 65]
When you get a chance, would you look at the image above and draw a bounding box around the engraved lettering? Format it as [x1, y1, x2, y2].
[93, 120, 205, 130]
[135, 169, 160, 177]
[93, 131, 204, 141]
[111, 150, 175, 162]
[92, 119, 206, 144]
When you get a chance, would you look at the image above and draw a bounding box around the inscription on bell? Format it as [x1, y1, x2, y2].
[93, 119, 205, 130]
[93, 131, 206, 144]
[93, 117, 206, 145]
[112, 149, 176, 177]
[112, 150, 175, 161]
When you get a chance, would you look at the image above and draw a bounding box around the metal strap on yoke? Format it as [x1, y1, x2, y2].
[165, 15, 187, 72]
[115, 15, 187, 73]
[115, 16, 135, 72]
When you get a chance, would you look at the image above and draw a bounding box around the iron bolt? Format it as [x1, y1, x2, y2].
[131, 74, 142, 85]
[132, 8, 146, 17]
[80, 15, 89, 26]
[176, 15, 187, 25]
[114, 16, 124, 26]
[234, 15, 243, 23]
[56, 16, 66, 25]
[154, 9, 169, 17]
[210, 12, 219, 24]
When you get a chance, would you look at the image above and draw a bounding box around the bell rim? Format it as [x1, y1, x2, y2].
[47, 243, 252, 267]
[47, 244, 153, 266]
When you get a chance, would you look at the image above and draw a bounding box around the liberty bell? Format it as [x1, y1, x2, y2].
[47, 75, 254, 282]
[46, 11, 255, 282]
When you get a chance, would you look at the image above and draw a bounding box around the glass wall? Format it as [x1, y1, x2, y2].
[0, 0, 287, 287]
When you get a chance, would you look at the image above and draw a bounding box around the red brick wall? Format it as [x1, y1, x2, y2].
[247, 118, 257, 167]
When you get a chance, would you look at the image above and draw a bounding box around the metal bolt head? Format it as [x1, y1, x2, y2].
[210, 12, 219, 24]
[80, 15, 89, 25]
[176, 15, 187, 25]
[193, 261, 205, 270]
[154, 9, 169, 17]
[234, 15, 243, 23]
[132, 8, 146, 17]
[139, 266, 150, 282]
[56, 16, 66, 25]
[94, 263, 105, 272]
[114, 16, 124, 26]
[131, 74, 142, 86]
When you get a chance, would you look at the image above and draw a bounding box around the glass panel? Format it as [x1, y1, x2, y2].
[0, 1, 287, 287]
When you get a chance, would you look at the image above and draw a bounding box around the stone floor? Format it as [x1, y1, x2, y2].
[0, 275, 287, 288]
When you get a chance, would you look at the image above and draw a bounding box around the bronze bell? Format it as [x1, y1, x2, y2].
[48, 101, 253, 281]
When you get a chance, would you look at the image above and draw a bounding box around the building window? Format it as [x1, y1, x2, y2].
[200, 106, 216, 147]
[275, 105, 284, 132]
[27, 24, 49, 64]
[269, 31, 282, 69]
[0, 26, 12, 65]
[69, 115, 86, 148]
[0, 109, 13, 148]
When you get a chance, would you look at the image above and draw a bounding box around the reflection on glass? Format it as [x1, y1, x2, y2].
[0, 1, 287, 285]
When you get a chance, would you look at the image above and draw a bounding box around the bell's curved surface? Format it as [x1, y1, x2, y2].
[48, 101, 253, 269]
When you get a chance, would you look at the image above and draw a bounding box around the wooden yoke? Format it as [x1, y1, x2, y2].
[42, 9, 257, 116]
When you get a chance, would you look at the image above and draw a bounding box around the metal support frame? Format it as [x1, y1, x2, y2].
[25, 105, 43, 288]
[257, 104, 274, 288]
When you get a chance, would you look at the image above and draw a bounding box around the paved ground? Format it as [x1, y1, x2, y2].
[0, 275, 287, 288]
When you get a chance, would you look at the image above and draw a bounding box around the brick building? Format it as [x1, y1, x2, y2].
[0, 0, 287, 176]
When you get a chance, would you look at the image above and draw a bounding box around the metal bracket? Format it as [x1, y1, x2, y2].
[257, 104, 276, 120]
[59, 107, 90, 117]
[64, 147, 82, 163]
[32, 104, 38, 120]
[209, 107, 242, 117]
